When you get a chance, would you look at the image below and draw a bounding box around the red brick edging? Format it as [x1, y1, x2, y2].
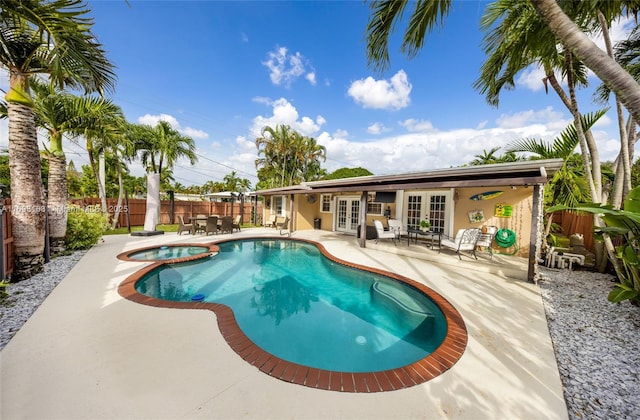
[118, 236, 468, 393]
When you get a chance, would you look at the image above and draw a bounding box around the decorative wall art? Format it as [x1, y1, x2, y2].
[494, 203, 513, 218]
[469, 190, 504, 201]
[468, 210, 485, 223]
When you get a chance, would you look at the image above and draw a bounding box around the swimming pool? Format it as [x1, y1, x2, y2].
[119, 237, 467, 392]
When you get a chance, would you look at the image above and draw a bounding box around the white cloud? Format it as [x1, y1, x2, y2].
[137, 113, 209, 139]
[263, 46, 314, 88]
[347, 70, 412, 110]
[306, 72, 317, 86]
[400, 118, 435, 133]
[495, 106, 568, 130]
[516, 66, 547, 91]
[251, 97, 325, 137]
[367, 122, 388, 135]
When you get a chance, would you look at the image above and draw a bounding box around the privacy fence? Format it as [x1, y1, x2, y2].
[0, 198, 262, 279]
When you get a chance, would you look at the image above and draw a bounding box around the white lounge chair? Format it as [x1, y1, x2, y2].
[439, 228, 481, 259]
[387, 219, 407, 238]
[374, 220, 397, 245]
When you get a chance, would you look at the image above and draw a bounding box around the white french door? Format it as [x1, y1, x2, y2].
[406, 191, 451, 235]
[335, 197, 360, 234]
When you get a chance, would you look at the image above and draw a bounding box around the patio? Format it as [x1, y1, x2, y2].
[0, 228, 567, 419]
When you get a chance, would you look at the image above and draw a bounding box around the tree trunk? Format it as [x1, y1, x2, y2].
[530, 0, 640, 123]
[46, 152, 68, 254]
[7, 99, 45, 281]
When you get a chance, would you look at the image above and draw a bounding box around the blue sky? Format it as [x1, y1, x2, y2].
[1, 0, 637, 189]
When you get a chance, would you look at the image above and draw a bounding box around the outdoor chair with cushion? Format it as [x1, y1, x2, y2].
[476, 225, 498, 259]
[439, 228, 481, 259]
[194, 214, 207, 234]
[205, 216, 219, 235]
[265, 214, 277, 228]
[277, 216, 290, 236]
[177, 215, 193, 235]
[374, 220, 397, 245]
[387, 219, 407, 238]
[220, 216, 234, 234]
[232, 215, 241, 232]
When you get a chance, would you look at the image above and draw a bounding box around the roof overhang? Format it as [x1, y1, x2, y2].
[253, 159, 564, 196]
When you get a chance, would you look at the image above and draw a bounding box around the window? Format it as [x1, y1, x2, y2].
[320, 194, 332, 213]
[367, 202, 383, 215]
[272, 195, 285, 216]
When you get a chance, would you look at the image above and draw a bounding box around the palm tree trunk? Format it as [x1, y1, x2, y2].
[530, 0, 640, 123]
[111, 156, 125, 229]
[7, 99, 45, 280]
[46, 152, 68, 254]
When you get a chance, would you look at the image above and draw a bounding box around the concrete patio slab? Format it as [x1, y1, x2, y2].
[0, 228, 567, 419]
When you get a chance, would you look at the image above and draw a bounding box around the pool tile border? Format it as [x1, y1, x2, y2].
[116, 242, 219, 264]
[118, 236, 468, 393]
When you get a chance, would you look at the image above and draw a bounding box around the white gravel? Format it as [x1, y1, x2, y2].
[1, 252, 639, 419]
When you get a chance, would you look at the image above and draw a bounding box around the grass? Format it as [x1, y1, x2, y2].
[104, 224, 179, 235]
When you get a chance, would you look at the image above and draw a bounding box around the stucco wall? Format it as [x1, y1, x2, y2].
[453, 187, 533, 257]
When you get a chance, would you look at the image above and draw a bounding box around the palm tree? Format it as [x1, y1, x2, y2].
[255, 124, 326, 188]
[131, 121, 197, 179]
[1, 0, 115, 279]
[529, 0, 640, 123]
[366, 0, 640, 122]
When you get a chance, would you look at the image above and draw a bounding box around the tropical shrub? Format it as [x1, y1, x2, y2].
[65, 205, 110, 250]
[548, 186, 640, 305]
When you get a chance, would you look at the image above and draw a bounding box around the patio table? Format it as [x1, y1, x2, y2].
[407, 228, 442, 249]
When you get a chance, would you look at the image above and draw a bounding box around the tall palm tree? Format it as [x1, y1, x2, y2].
[529, 0, 640, 123]
[474, 0, 603, 203]
[131, 121, 197, 178]
[255, 124, 326, 188]
[366, 0, 640, 122]
[1, 0, 115, 279]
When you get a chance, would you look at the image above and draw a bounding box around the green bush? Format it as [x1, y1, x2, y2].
[65, 205, 110, 250]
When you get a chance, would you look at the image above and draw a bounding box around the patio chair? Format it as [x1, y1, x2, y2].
[374, 220, 397, 245]
[220, 216, 234, 234]
[232, 215, 241, 232]
[194, 214, 207, 234]
[439, 228, 481, 259]
[387, 219, 407, 238]
[265, 214, 276, 228]
[476, 225, 497, 259]
[177, 215, 193, 235]
[277, 216, 290, 236]
[205, 216, 219, 235]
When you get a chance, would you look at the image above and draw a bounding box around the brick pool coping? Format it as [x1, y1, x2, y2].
[117, 236, 468, 393]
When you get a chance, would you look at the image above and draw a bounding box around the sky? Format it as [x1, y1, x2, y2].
[1, 0, 638, 190]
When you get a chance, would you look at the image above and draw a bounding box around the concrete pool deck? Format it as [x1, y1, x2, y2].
[0, 228, 568, 419]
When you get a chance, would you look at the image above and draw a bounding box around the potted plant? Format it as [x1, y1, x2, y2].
[419, 219, 431, 232]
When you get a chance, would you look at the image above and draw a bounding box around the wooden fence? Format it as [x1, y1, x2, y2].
[69, 198, 262, 228]
[551, 210, 595, 251]
[1, 199, 13, 278]
[0, 197, 262, 279]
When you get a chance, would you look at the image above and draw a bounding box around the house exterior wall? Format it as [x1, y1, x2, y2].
[451, 186, 534, 257]
[280, 186, 535, 257]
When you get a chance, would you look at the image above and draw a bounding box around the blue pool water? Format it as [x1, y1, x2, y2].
[135, 239, 448, 372]
[127, 245, 210, 261]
